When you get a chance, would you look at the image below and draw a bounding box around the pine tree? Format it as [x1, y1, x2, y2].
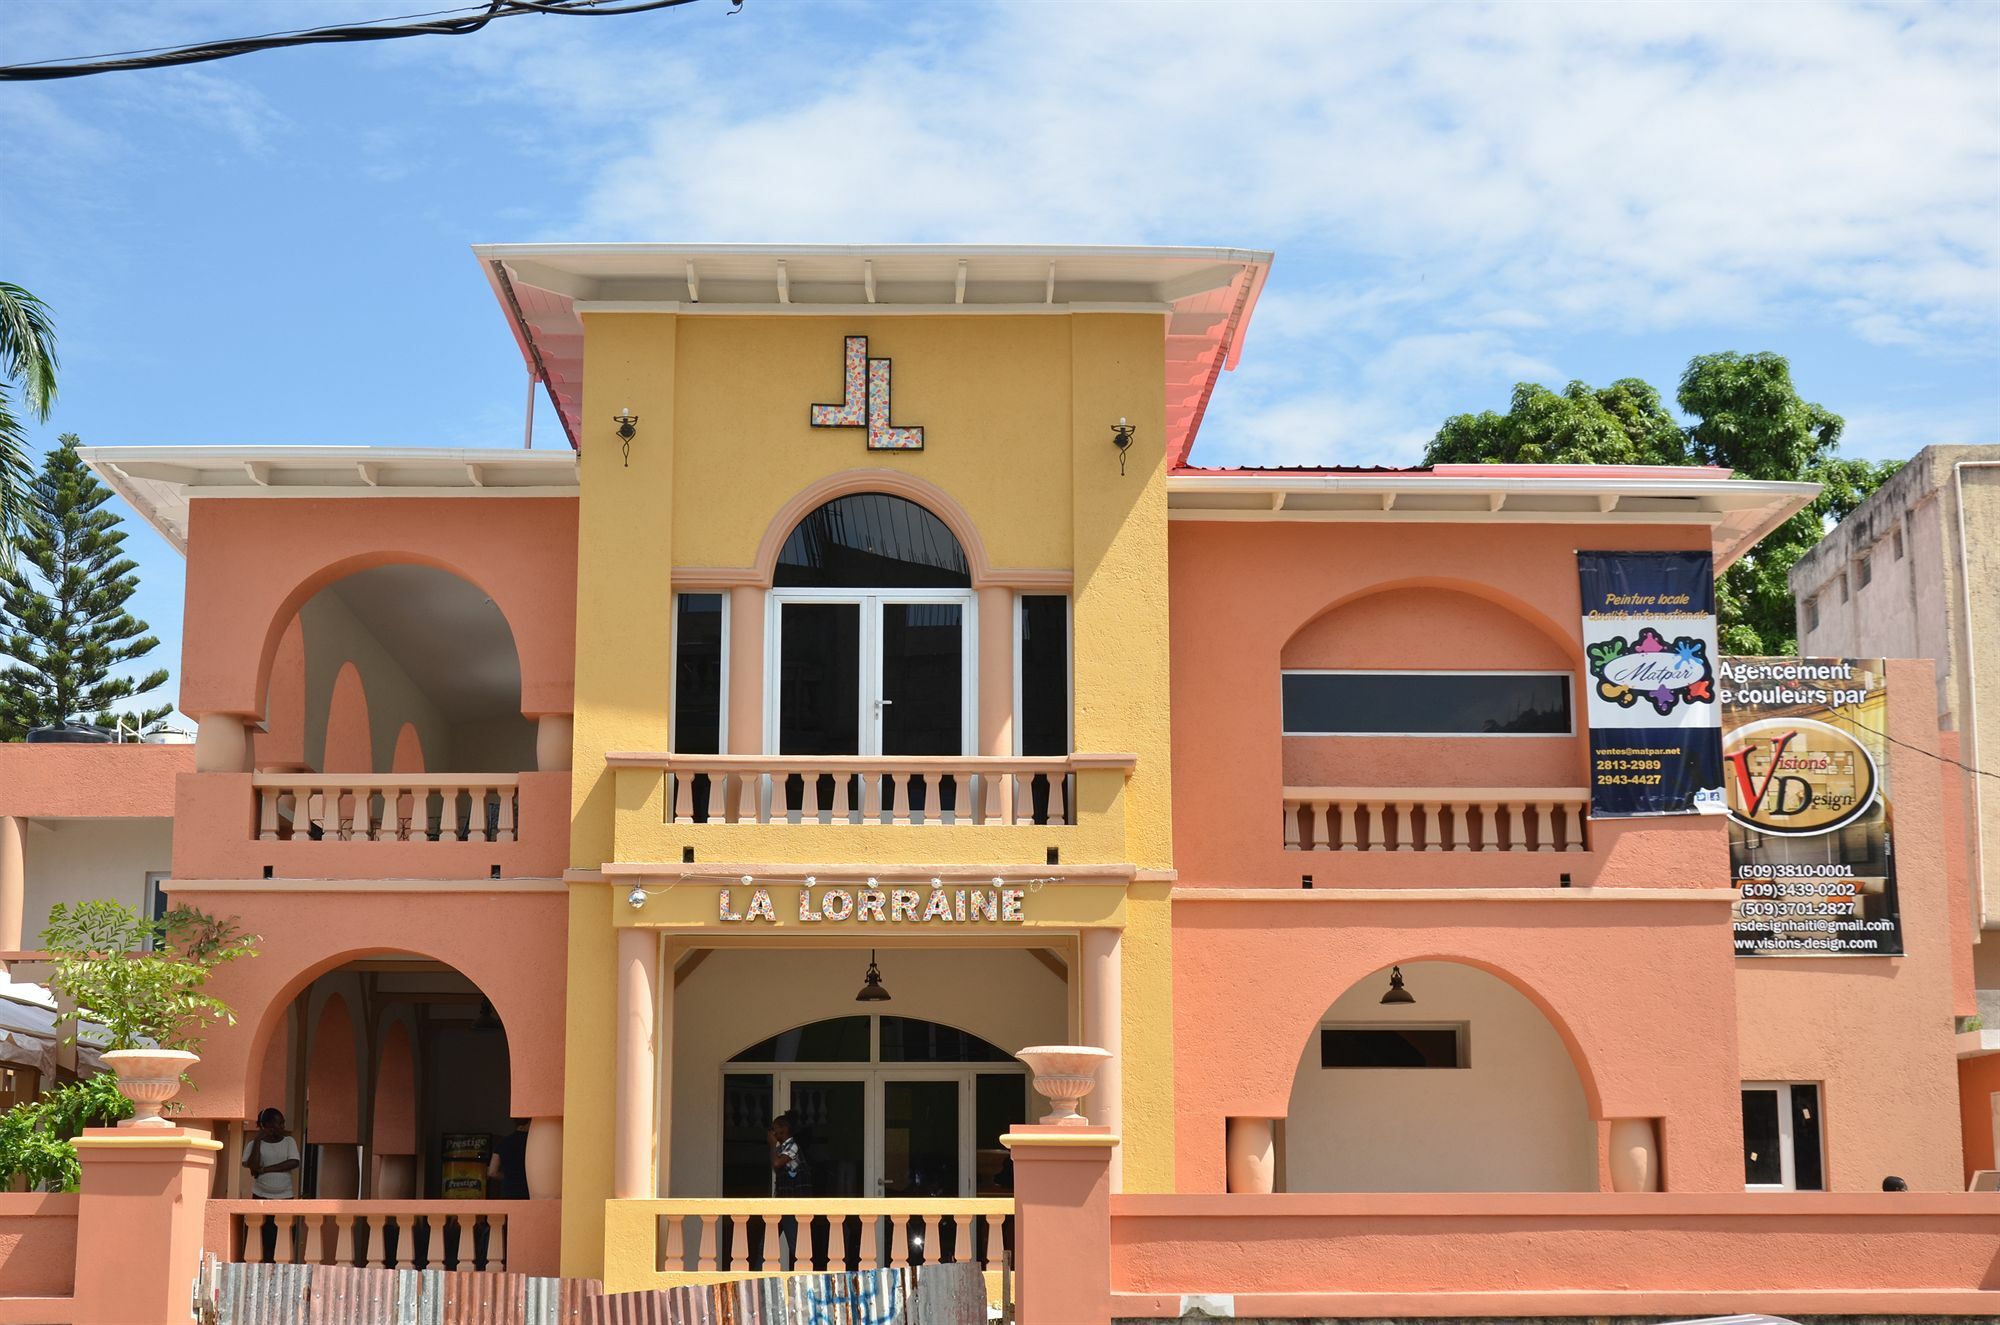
[0, 436, 171, 739]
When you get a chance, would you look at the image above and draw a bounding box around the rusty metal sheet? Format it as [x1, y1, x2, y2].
[434, 1269, 532, 1324]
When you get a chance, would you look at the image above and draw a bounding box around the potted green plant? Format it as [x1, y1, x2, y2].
[40, 900, 258, 1127]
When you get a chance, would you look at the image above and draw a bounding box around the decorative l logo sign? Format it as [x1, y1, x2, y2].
[810, 335, 924, 451]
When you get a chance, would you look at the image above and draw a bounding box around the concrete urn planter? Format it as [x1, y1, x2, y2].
[1016, 1045, 1111, 1126]
[102, 1049, 199, 1128]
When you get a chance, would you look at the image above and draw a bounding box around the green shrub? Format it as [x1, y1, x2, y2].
[0, 1074, 132, 1192]
[41, 900, 258, 1052]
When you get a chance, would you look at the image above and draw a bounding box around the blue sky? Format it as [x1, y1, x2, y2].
[2, 0, 1996, 719]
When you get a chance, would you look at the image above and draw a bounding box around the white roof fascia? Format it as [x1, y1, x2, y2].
[79, 446, 580, 555]
[1166, 474, 1820, 571]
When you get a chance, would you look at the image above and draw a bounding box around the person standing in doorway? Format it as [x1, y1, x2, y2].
[488, 1118, 532, 1199]
[768, 1111, 812, 1268]
[243, 1108, 301, 1259]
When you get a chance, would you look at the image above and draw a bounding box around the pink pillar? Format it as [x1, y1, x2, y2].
[1226, 1117, 1276, 1194]
[614, 928, 660, 1200]
[536, 715, 573, 772]
[193, 713, 253, 773]
[1003, 1127, 1116, 1325]
[0, 815, 23, 952]
[72, 1127, 220, 1325]
[977, 587, 1013, 756]
[727, 586, 765, 755]
[526, 1116, 564, 1198]
[1081, 927, 1123, 1188]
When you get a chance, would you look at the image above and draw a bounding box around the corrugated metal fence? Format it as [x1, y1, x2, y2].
[200, 1258, 990, 1325]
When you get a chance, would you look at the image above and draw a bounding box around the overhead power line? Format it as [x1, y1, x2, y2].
[0, 0, 728, 82]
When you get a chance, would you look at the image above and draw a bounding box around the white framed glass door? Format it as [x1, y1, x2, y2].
[769, 590, 975, 758]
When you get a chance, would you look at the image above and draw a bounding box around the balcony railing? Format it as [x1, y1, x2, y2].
[1283, 786, 1589, 853]
[606, 1198, 1011, 1286]
[613, 754, 1137, 828]
[254, 775, 519, 843]
[216, 1200, 535, 1272]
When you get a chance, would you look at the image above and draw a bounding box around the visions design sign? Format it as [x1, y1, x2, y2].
[811, 335, 925, 451]
[1721, 658, 1902, 957]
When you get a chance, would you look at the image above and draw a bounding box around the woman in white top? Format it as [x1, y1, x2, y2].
[243, 1107, 301, 1261]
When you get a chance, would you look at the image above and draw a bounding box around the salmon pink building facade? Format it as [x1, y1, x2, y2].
[0, 243, 1995, 1321]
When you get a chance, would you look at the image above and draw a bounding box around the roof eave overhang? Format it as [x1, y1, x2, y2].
[78, 445, 581, 554]
[473, 242, 1274, 466]
[1166, 473, 1821, 572]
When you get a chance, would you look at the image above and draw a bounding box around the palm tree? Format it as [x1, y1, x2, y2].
[0, 282, 57, 554]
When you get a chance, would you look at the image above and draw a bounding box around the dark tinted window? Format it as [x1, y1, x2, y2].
[674, 594, 723, 754]
[879, 1017, 1015, 1063]
[1320, 1026, 1464, 1068]
[730, 1016, 871, 1063]
[1742, 1088, 1782, 1185]
[1282, 672, 1571, 735]
[1791, 1083, 1824, 1191]
[721, 1074, 774, 1196]
[1020, 596, 1069, 756]
[775, 493, 969, 588]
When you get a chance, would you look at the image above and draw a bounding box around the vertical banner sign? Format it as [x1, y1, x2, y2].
[1576, 551, 1724, 816]
[1721, 658, 1902, 957]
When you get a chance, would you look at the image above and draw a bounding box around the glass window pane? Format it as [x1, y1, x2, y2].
[1320, 1027, 1463, 1068]
[879, 1017, 1015, 1063]
[790, 1079, 867, 1198]
[721, 1074, 775, 1197]
[1020, 596, 1069, 756]
[883, 1080, 960, 1198]
[673, 594, 724, 754]
[730, 1016, 872, 1063]
[1742, 1088, 1783, 1186]
[976, 1074, 1027, 1195]
[780, 603, 861, 756]
[1282, 672, 1572, 736]
[881, 602, 963, 757]
[1791, 1084, 1824, 1191]
[775, 493, 969, 588]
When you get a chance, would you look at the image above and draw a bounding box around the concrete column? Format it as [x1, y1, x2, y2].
[727, 586, 766, 754]
[71, 1128, 221, 1325]
[0, 815, 23, 953]
[536, 715, 573, 772]
[1226, 1117, 1276, 1194]
[526, 1116, 564, 1198]
[193, 713, 252, 772]
[1081, 926, 1123, 1188]
[614, 928, 660, 1200]
[1002, 1127, 1116, 1325]
[977, 587, 1014, 756]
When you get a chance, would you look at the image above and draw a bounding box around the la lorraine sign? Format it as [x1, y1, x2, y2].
[719, 882, 1026, 925]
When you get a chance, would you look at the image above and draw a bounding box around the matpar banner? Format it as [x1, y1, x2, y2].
[1721, 658, 1903, 957]
[1577, 551, 1725, 817]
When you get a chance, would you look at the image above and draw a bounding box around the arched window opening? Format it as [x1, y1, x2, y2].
[774, 493, 970, 589]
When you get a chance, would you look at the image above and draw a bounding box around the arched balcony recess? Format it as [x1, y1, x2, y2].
[1278, 961, 1596, 1193]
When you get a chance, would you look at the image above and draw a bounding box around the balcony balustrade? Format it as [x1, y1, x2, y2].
[216, 1200, 541, 1272]
[1283, 786, 1589, 854]
[253, 775, 518, 844]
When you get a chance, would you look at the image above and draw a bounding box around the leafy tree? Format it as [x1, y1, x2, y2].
[0, 435, 172, 738]
[0, 282, 56, 554]
[1425, 351, 1898, 654]
[41, 899, 259, 1053]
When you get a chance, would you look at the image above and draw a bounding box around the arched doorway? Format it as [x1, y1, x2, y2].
[252, 953, 515, 1200]
[770, 493, 973, 766]
[1282, 961, 1596, 1192]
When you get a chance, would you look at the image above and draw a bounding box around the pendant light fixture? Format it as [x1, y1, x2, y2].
[1380, 965, 1415, 1005]
[855, 949, 892, 1003]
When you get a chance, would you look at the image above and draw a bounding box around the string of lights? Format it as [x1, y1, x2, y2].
[625, 872, 1069, 905]
[0, 0, 728, 83]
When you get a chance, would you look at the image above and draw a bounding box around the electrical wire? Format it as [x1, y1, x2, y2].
[0, 0, 725, 82]
[1830, 703, 2000, 783]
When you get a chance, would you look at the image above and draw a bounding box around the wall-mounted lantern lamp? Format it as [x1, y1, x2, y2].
[614, 407, 639, 467]
[1380, 965, 1415, 1005]
[855, 949, 892, 1003]
[1111, 417, 1136, 476]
